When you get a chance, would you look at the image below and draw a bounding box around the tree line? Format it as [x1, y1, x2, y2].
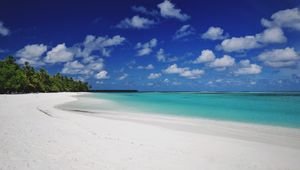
[0, 56, 90, 94]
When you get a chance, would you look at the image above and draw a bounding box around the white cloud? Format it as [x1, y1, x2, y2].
[156, 48, 166, 62]
[131, 6, 159, 17]
[88, 61, 104, 71]
[256, 27, 286, 43]
[173, 24, 195, 40]
[163, 78, 170, 83]
[136, 38, 157, 56]
[193, 49, 216, 63]
[65, 60, 84, 69]
[118, 73, 128, 80]
[157, 0, 190, 21]
[100, 35, 126, 47]
[219, 36, 260, 52]
[234, 60, 262, 75]
[137, 64, 154, 70]
[156, 48, 179, 62]
[164, 64, 204, 79]
[16, 44, 47, 66]
[209, 55, 235, 69]
[95, 70, 109, 79]
[148, 73, 161, 79]
[193, 50, 237, 71]
[145, 64, 154, 69]
[62, 59, 104, 75]
[0, 21, 10, 36]
[116, 15, 156, 29]
[219, 27, 286, 52]
[218, 8, 297, 53]
[76, 35, 126, 58]
[16, 44, 47, 59]
[180, 69, 204, 79]
[164, 64, 184, 74]
[44, 43, 74, 63]
[261, 8, 300, 31]
[62, 60, 86, 74]
[61, 59, 104, 78]
[201, 26, 227, 40]
[258, 47, 299, 67]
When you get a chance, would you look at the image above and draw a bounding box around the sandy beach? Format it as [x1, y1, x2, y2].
[1, 92, 300, 170]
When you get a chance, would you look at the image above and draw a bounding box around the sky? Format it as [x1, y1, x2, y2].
[1, 0, 300, 91]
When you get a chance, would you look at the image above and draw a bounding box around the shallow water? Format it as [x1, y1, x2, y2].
[61, 92, 300, 128]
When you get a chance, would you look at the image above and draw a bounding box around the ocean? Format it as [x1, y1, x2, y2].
[60, 92, 300, 128]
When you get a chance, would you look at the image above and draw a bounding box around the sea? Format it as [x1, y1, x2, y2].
[60, 92, 300, 128]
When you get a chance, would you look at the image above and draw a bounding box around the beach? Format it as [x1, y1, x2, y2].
[1, 93, 300, 170]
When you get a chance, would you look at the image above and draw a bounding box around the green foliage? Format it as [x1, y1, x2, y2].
[0, 56, 90, 94]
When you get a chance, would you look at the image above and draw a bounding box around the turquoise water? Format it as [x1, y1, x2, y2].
[65, 92, 300, 128]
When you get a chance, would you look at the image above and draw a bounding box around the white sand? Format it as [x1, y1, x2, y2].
[1, 93, 300, 170]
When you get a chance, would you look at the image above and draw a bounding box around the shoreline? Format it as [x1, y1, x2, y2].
[58, 94, 300, 149]
[1, 92, 300, 170]
[59, 92, 300, 129]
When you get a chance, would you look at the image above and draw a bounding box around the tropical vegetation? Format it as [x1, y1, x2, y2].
[0, 56, 90, 94]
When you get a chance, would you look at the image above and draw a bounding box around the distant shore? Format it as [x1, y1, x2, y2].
[1, 93, 300, 170]
[89, 90, 138, 93]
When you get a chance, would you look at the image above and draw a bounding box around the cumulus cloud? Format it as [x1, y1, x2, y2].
[63, 34, 125, 79]
[173, 24, 195, 40]
[137, 64, 154, 70]
[148, 73, 161, 79]
[234, 60, 262, 75]
[219, 27, 286, 52]
[256, 27, 286, 43]
[258, 47, 299, 67]
[261, 8, 300, 31]
[164, 64, 204, 79]
[100, 35, 126, 47]
[156, 48, 178, 62]
[201, 26, 227, 40]
[88, 61, 105, 71]
[95, 70, 109, 79]
[44, 43, 74, 63]
[16, 44, 47, 59]
[136, 38, 157, 56]
[218, 36, 260, 52]
[116, 15, 156, 29]
[192, 50, 236, 71]
[193, 49, 216, 63]
[157, 0, 190, 21]
[208, 55, 235, 70]
[14, 34, 125, 80]
[76, 35, 126, 58]
[61, 59, 104, 75]
[62, 60, 85, 74]
[131, 6, 159, 17]
[0, 21, 10, 36]
[16, 44, 47, 66]
[218, 7, 295, 53]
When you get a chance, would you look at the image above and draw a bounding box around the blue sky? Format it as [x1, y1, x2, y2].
[1, 0, 300, 91]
